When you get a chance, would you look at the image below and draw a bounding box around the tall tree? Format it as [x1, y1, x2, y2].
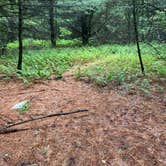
[17, 0, 23, 70]
[132, 0, 145, 74]
[80, 9, 94, 45]
[49, 0, 56, 47]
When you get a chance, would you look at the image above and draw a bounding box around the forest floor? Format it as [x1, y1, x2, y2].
[0, 72, 165, 166]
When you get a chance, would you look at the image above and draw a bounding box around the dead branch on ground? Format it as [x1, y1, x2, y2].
[0, 109, 89, 134]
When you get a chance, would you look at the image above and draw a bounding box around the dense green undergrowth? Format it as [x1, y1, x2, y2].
[0, 43, 165, 94]
[7, 39, 81, 50]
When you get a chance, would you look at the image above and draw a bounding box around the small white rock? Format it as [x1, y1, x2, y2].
[11, 101, 28, 110]
[4, 154, 9, 157]
[102, 160, 106, 164]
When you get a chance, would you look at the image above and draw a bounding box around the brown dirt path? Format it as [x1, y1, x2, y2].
[0, 74, 165, 166]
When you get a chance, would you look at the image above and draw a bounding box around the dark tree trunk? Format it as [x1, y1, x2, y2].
[132, 0, 145, 75]
[81, 14, 89, 45]
[88, 10, 94, 39]
[49, 0, 56, 47]
[8, 0, 17, 42]
[0, 46, 6, 55]
[127, 10, 131, 44]
[17, 0, 23, 70]
[81, 10, 94, 46]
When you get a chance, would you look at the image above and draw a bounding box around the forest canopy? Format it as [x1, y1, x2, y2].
[0, 0, 165, 46]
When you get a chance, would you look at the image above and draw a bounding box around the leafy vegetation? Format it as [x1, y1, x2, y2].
[0, 0, 165, 92]
[7, 39, 81, 50]
[0, 1, 165, 165]
[17, 101, 30, 114]
[75, 44, 166, 88]
[0, 43, 165, 93]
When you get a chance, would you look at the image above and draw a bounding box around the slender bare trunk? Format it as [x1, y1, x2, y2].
[132, 0, 145, 75]
[17, 0, 23, 70]
[49, 0, 56, 47]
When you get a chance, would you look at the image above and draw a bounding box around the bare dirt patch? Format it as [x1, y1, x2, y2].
[0, 75, 165, 166]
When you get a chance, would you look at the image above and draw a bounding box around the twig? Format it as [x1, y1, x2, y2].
[17, 89, 46, 95]
[0, 128, 30, 134]
[1, 88, 60, 98]
[0, 109, 89, 134]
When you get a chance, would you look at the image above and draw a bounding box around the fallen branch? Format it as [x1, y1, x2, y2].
[17, 89, 46, 95]
[0, 128, 30, 134]
[0, 109, 89, 134]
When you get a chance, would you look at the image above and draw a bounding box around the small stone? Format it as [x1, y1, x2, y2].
[4, 154, 9, 157]
[11, 101, 29, 110]
[102, 160, 106, 164]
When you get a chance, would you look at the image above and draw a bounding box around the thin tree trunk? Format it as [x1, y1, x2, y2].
[49, 0, 56, 47]
[127, 10, 131, 44]
[17, 0, 23, 70]
[81, 14, 89, 45]
[132, 0, 145, 75]
[8, 0, 16, 42]
[88, 10, 94, 40]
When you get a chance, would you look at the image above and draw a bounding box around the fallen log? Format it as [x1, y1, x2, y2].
[0, 109, 89, 134]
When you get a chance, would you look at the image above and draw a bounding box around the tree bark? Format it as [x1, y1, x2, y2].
[127, 10, 131, 44]
[81, 14, 89, 45]
[49, 0, 56, 47]
[8, 0, 17, 42]
[132, 0, 145, 75]
[17, 0, 23, 70]
[81, 10, 94, 46]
